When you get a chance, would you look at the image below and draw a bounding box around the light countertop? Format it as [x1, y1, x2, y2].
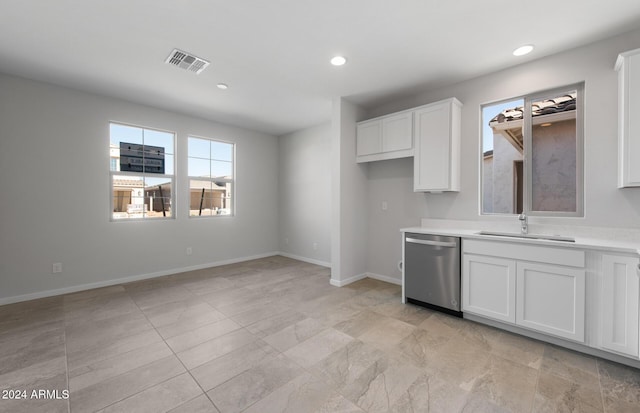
[401, 225, 640, 256]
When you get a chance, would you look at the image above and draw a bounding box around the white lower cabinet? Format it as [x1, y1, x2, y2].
[462, 254, 516, 323]
[462, 239, 586, 343]
[460, 239, 640, 362]
[600, 254, 639, 357]
[516, 262, 585, 342]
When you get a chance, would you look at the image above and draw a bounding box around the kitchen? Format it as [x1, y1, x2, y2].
[2, 1, 640, 412]
[350, 33, 640, 367]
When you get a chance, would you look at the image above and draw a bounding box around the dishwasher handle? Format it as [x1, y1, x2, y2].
[406, 237, 457, 248]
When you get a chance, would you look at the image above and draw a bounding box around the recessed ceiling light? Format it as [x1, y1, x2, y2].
[513, 45, 534, 56]
[330, 56, 347, 66]
[217, 83, 228, 90]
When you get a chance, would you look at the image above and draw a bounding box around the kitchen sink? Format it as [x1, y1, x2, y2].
[476, 231, 575, 243]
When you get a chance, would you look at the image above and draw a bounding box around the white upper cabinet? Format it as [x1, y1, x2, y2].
[356, 110, 413, 162]
[413, 98, 462, 192]
[616, 48, 640, 187]
[356, 119, 382, 157]
[356, 97, 462, 191]
[382, 111, 413, 153]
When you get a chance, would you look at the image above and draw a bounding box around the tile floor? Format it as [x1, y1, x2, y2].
[1, 256, 639, 412]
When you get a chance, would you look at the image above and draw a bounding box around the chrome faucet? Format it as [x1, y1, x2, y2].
[518, 213, 528, 234]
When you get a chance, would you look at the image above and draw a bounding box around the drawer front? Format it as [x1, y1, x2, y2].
[463, 239, 584, 268]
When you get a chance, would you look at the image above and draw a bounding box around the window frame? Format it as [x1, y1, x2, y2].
[479, 82, 585, 217]
[109, 121, 176, 221]
[187, 135, 236, 218]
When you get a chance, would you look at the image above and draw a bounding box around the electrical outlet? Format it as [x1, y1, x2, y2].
[52, 263, 62, 274]
[186, 247, 193, 256]
[284, 238, 289, 245]
[381, 201, 388, 211]
[313, 242, 318, 250]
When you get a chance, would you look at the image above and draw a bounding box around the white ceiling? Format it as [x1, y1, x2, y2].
[2, 1, 640, 136]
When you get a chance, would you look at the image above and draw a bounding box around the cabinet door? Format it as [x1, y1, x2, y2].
[382, 111, 412, 153]
[516, 262, 585, 342]
[601, 254, 639, 357]
[356, 120, 382, 157]
[617, 49, 640, 187]
[413, 99, 461, 192]
[462, 254, 516, 323]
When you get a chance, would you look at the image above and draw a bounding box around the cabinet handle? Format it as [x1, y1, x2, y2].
[406, 237, 457, 248]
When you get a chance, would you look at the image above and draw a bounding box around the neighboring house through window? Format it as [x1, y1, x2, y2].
[481, 84, 584, 217]
[109, 122, 175, 220]
[188, 136, 234, 216]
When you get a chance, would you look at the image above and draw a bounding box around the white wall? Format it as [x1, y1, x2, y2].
[278, 123, 331, 266]
[0, 74, 279, 303]
[365, 28, 640, 282]
[366, 157, 426, 281]
[331, 98, 368, 285]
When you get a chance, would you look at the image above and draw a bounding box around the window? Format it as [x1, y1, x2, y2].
[481, 84, 584, 216]
[188, 136, 234, 216]
[109, 123, 175, 220]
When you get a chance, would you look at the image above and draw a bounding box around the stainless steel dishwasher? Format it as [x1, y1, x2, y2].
[404, 232, 462, 317]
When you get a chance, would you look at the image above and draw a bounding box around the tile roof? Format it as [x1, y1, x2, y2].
[112, 177, 172, 189]
[490, 92, 577, 124]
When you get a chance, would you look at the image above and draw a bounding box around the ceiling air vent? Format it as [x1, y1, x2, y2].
[165, 49, 210, 74]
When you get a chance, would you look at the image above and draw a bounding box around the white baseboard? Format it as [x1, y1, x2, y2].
[0, 251, 280, 306]
[1, 255, 400, 305]
[330, 272, 400, 287]
[329, 273, 367, 287]
[366, 272, 402, 286]
[277, 252, 331, 268]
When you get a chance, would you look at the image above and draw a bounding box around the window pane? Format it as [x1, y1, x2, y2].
[110, 125, 142, 173]
[213, 182, 232, 215]
[189, 157, 210, 177]
[109, 157, 119, 172]
[189, 179, 212, 216]
[481, 99, 524, 214]
[189, 179, 232, 216]
[112, 174, 145, 219]
[530, 91, 577, 212]
[163, 154, 174, 175]
[111, 174, 174, 219]
[144, 129, 174, 154]
[211, 141, 233, 161]
[144, 177, 172, 218]
[211, 160, 232, 178]
[110, 123, 142, 146]
[188, 137, 210, 159]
